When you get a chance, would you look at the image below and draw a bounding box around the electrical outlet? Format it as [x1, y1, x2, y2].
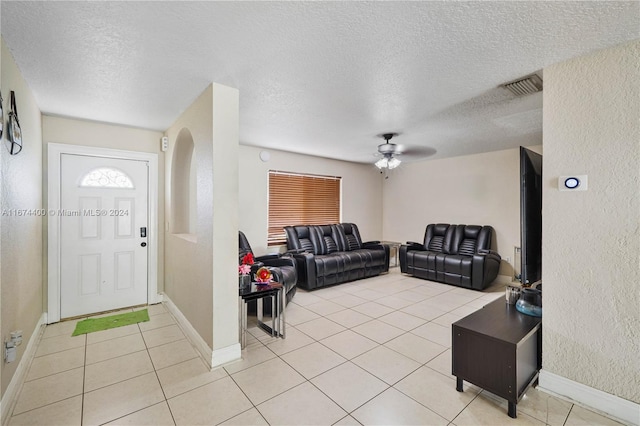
[505, 257, 511, 264]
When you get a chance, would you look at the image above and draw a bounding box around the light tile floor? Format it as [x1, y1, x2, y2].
[8, 269, 626, 425]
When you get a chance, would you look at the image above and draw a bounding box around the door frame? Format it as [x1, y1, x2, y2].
[47, 143, 159, 323]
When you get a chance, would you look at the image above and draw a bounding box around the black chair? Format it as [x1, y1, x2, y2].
[239, 231, 297, 314]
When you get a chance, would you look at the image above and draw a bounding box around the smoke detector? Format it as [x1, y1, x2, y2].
[501, 73, 543, 96]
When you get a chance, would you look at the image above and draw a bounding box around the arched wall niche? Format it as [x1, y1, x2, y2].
[171, 127, 197, 236]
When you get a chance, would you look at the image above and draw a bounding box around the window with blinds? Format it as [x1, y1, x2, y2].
[268, 171, 341, 246]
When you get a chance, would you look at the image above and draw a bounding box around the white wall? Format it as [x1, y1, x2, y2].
[0, 39, 43, 395]
[382, 146, 542, 279]
[165, 83, 240, 365]
[42, 116, 165, 294]
[542, 40, 639, 404]
[239, 146, 384, 255]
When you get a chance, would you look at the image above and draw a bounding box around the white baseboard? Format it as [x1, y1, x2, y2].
[539, 370, 640, 426]
[162, 294, 218, 369]
[162, 295, 241, 369]
[151, 293, 164, 304]
[212, 343, 241, 368]
[162, 295, 242, 369]
[1, 313, 47, 425]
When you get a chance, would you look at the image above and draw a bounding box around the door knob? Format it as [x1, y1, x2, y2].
[141, 242, 147, 247]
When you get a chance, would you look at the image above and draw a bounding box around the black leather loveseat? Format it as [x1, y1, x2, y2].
[284, 223, 390, 290]
[399, 223, 501, 290]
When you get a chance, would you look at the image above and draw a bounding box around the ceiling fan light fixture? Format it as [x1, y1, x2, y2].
[388, 157, 401, 169]
[375, 155, 401, 170]
[375, 157, 388, 169]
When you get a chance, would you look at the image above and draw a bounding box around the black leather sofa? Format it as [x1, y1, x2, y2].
[284, 223, 390, 290]
[239, 231, 297, 313]
[399, 223, 501, 290]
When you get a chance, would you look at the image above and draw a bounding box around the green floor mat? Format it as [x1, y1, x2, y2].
[72, 309, 150, 336]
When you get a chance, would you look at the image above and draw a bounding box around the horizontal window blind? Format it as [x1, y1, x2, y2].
[268, 171, 341, 245]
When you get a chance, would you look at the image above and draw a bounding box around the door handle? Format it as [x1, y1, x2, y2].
[141, 242, 147, 247]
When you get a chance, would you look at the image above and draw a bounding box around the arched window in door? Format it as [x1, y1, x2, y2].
[80, 167, 134, 188]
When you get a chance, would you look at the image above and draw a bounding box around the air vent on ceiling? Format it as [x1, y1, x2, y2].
[502, 73, 543, 96]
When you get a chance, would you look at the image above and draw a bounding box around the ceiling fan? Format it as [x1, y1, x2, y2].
[374, 133, 436, 170]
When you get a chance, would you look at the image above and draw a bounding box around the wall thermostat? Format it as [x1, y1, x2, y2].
[559, 175, 588, 191]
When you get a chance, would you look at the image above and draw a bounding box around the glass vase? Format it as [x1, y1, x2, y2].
[239, 274, 251, 289]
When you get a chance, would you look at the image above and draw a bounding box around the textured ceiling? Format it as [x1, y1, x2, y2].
[2, 1, 639, 163]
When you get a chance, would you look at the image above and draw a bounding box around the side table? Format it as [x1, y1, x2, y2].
[452, 298, 541, 418]
[239, 282, 286, 348]
[381, 241, 401, 267]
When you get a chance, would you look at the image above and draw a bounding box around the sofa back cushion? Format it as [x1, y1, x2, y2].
[284, 226, 315, 252]
[423, 223, 452, 253]
[449, 225, 493, 255]
[310, 225, 340, 255]
[335, 223, 363, 251]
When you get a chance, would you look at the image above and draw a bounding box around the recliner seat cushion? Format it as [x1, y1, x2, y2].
[443, 254, 473, 277]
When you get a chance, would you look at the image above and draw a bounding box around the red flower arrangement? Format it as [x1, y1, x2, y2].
[239, 252, 254, 276]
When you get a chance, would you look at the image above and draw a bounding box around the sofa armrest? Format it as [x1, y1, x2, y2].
[399, 242, 426, 273]
[255, 253, 281, 262]
[471, 251, 502, 289]
[285, 248, 308, 254]
[289, 252, 317, 290]
[478, 249, 501, 258]
[362, 241, 384, 250]
[473, 251, 501, 265]
[360, 242, 390, 272]
[259, 255, 296, 269]
[405, 242, 425, 250]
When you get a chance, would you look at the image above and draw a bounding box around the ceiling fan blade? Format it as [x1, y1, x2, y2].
[371, 133, 435, 166]
[395, 145, 437, 158]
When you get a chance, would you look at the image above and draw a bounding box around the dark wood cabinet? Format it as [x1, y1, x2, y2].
[452, 298, 541, 418]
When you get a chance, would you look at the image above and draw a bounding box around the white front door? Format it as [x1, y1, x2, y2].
[60, 154, 148, 318]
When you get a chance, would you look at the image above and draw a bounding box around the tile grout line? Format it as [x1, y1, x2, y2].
[235, 275, 505, 424]
[138, 312, 178, 426]
[242, 310, 446, 421]
[81, 334, 87, 426]
[226, 362, 271, 425]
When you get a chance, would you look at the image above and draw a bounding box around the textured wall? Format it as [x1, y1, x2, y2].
[1, 39, 43, 395]
[542, 40, 639, 403]
[382, 146, 542, 279]
[164, 86, 215, 347]
[239, 146, 383, 255]
[164, 83, 239, 353]
[41, 116, 165, 294]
